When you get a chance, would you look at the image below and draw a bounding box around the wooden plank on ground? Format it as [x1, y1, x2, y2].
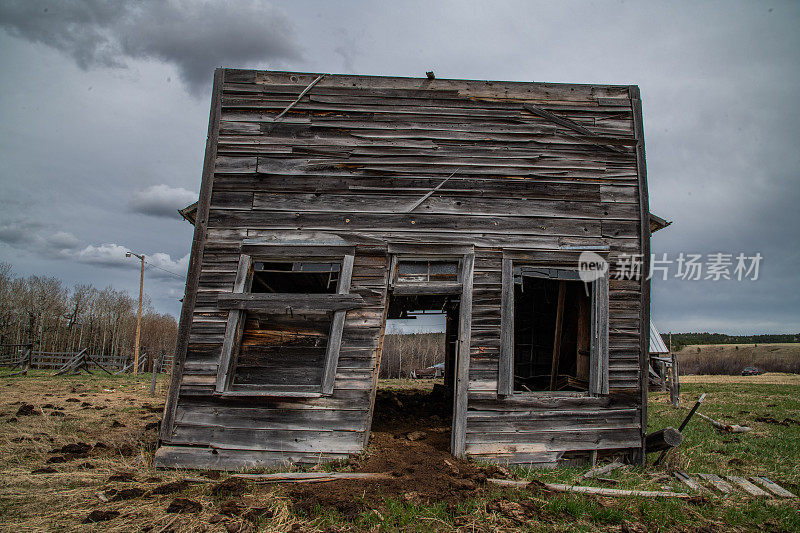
[674, 471, 708, 493]
[726, 476, 770, 497]
[751, 476, 797, 498]
[583, 460, 624, 479]
[697, 473, 734, 495]
[232, 472, 390, 483]
[488, 478, 690, 498]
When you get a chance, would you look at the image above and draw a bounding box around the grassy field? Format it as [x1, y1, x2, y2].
[676, 343, 800, 375]
[0, 370, 798, 532]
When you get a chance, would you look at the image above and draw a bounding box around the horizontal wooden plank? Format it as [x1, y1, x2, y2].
[217, 293, 364, 312]
[251, 192, 633, 220]
[169, 426, 364, 454]
[210, 210, 610, 235]
[174, 404, 369, 432]
[154, 445, 349, 470]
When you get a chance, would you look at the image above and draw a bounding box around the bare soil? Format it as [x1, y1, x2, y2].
[3, 372, 798, 531]
[288, 385, 505, 519]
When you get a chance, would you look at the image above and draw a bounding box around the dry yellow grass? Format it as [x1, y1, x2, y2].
[0, 370, 299, 532]
[680, 372, 800, 385]
[676, 343, 800, 375]
[2, 370, 799, 532]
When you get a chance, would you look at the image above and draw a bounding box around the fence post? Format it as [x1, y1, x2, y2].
[670, 353, 680, 407]
[150, 351, 164, 396]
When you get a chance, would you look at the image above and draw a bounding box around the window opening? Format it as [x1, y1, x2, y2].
[395, 260, 459, 283]
[513, 276, 591, 392]
[231, 259, 342, 389]
[233, 312, 332, 387]
[251, 261, 339, 294]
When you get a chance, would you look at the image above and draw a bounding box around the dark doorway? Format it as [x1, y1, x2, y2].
[370, 293, 460, 452]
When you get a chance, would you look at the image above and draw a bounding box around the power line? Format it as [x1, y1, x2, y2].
[143, 261, 185, 280]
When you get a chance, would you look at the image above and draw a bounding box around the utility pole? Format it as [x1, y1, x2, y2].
[126, 251, 145, 375]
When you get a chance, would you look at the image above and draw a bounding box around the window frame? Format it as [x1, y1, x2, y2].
[498, 257, 609, 397]
[214, 245, 356, 397]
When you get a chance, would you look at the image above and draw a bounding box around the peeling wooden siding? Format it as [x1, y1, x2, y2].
[156, 69, 646, 469]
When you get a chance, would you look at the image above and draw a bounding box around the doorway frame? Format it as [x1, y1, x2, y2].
[375, 244, 474, 458]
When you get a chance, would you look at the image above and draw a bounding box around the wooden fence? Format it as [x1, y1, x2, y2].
[0, 347, 173, 373]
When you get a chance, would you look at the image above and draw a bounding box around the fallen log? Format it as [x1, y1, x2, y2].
[232, 472, 392, 483]
[645, 427, 683, 453]
[654, 393, 706, 466]
[487, 479, 691, 498]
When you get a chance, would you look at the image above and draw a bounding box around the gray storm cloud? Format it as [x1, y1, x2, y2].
[130, 185, 198, 218]
[0, 0, 301, 93]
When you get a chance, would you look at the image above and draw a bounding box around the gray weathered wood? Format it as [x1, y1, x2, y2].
[590, 273, 610, 395]
[216, 293, 364, 313]
[726, 476, 770, 497]
[272, 74, 327, 122]
[674, 471, 708, 493]
[215, 254, 252, 393]
[392, 282, 461, 295]
[630, 86, 650, 466]
[644, 427, 683, 453]
[233, 471, 390, 483]
[697, 473, 734, 494]
[751, 476, 797, 498]
[321, 253, 355, 395]
[549, 280, 567, 390]
[488, 478, 690, 498]
[583, 460, 624, 479]
[451, 252, 474, 458]
[498, 257, 513, 396]
[406, 168, 460, 212]
[159, 71, 649, 471]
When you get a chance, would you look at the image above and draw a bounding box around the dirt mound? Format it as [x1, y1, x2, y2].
[289, 387, 502, 519]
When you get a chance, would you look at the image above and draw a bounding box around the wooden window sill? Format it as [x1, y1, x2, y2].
[214, 389, 323, 399]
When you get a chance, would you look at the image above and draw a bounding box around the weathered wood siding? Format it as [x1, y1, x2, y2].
[157, 69, 646, 469]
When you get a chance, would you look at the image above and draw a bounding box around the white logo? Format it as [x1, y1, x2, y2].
[578, 251, 608, 283]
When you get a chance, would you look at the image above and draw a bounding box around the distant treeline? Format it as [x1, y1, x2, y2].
[0, 262, 177, 359]
[663, 332, 800, 352]
[380, 333, 445, 378]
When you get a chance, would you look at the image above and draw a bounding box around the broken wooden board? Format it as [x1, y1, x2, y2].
[488, 478, 691, 498]
[750, 476, 797, 498]
[697, 473, 734, 495]
[726, 476, 770, 497]
[674, 471, 708, 493]
[232, 472, 391, 483]
[583, 460, 624, 479]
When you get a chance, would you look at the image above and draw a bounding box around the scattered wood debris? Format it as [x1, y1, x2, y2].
[645, 427, 683, 453]
[753, 476, 797, 498]
[233, 472, 393, 484]
[488, 478, 691, 498]
[674, 471, 709, 493]
[697, 473, 734, 494]
[583, 460, 625, 479]
[726, 476, 770, 497]
[491, 471, 797, 501]
[696, 412, 751, 433]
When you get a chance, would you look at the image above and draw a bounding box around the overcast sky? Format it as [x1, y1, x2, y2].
[0, 1, 797, 334]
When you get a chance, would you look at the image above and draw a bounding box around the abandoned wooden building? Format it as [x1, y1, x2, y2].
[156, 69, 658, 470]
